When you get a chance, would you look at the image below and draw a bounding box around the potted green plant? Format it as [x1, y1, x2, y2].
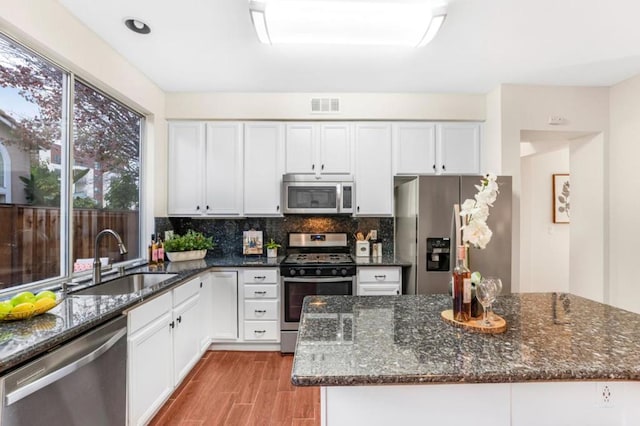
[265, 238, 281, 258]
[163, 230, 214, 262]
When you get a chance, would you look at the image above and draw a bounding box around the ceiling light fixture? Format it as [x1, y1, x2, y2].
[248, 0, 447, 47]
[124, 18, 151, 35]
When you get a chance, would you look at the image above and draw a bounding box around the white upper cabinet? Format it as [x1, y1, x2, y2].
[244, 122, 285, 216]
[168, 122, 206, 216]
[168, 121, 243, 216]
[393, 122, 437, 175]
[285, 123, 351, 177]
[354, 123, 393, 216]
[436, 123, 481, 175]
[393, 122, 481, 175]
[204, 122, 243, 215]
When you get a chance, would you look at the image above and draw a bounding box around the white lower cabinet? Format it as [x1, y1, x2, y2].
[241, 268, 280, 343]
[208, 267, 280, 348]
[210, 270, 239, 341]
[128, 300, 173, 426]
[357, 267, 402, 296]
[127, 277, 203, 426]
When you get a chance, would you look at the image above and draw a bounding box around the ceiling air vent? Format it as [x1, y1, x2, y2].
[311, 98, 340, 114]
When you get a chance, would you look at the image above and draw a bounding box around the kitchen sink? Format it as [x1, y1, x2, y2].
[70, 273, 178, 296]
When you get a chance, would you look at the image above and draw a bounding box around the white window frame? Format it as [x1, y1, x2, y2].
[0, 142, 11, 203]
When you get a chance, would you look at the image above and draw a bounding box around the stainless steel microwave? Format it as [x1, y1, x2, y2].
[283, 174, 354, 214]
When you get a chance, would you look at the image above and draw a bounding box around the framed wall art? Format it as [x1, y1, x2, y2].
[552, 174, 570, 223]
[243, 229, 264, 255]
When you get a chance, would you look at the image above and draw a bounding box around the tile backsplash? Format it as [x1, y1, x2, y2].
[155, 216, 394, 257]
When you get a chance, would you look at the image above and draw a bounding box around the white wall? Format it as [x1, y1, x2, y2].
[520, 144, 570, 293]
[609, 74, 640, 313]
[498, 85, 609, 296]
[569, 133, 605, 301]
[0, 0, 166, 242]
[165, 92, 486, 121]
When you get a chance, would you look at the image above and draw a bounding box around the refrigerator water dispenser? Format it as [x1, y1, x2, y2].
[426, 237, 450, 271]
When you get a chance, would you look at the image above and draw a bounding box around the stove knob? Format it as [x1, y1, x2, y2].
[332, 269, 338, 276]
[316, 269, 322, 275]
[289, 269, 296, 276]
[299, 269, 306, 276]
[341, 269, 348, 276]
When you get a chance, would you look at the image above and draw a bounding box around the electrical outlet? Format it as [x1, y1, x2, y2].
[596, 382, 614, 408]
[164, 230, 174, 241]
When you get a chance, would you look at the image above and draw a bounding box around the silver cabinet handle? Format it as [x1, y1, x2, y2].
[254, 330, 266, 334]
[6, 328, 126, 405]
[254, 291, 267, 295]
[254, 276, 266, 280]
[254, 309, 267, 314]
[374, 275, 387, 279]
[312, 164, 315, 170]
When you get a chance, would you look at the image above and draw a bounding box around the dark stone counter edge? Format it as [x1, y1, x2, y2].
[1, 254, 410, 374]
[291, 370, 640, 387]
[0, 255, 279, 374]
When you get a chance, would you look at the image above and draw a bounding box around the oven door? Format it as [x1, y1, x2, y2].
[281, 276, 355, 331]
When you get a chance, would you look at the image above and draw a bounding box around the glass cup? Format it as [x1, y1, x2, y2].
[484, 277, 502, 320]
[476, 279, 497, 327]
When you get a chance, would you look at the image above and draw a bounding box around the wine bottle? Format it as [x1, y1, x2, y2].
[149, 234, 157, 265]
[452, 245, 471, 322]
[157, 237, 164, 264]
[152, 235, 159, 264]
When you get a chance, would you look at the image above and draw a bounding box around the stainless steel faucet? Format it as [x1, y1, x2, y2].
[93, 229, 128, 284]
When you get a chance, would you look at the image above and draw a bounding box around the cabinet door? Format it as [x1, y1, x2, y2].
[128, 312, 173, 426]
[437, 123, 481, 175]
[211, 271, 239, 341]
[173, 295, 201, 385]
[168, 122, 205, 215]
[205, 122, 243, 215]
[354, 123, 393, 216]
[393, 122, 437, 175]
[285, 123, 315, 174]
[244, 122, 284, 215]
[320, 123, 351, 175]
[198, 274, 212, 352]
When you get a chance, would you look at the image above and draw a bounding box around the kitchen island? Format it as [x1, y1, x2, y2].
[291, 293, 640, 425]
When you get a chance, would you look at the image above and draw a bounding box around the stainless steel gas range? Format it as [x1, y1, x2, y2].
[280, 232, 356, 353]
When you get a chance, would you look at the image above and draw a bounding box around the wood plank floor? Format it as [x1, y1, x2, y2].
[149, 351, 320, 426]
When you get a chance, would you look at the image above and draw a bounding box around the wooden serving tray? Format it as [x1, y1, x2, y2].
[441, 309, 507, 334]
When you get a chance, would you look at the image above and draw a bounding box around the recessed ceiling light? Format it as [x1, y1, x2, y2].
[124, 18, 151, 35]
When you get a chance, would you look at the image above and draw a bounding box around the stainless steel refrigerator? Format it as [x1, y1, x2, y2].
[395, 175, 512, 295]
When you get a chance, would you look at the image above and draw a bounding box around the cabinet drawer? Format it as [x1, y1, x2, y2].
[128, 292, 172, 334]
[243, 321, 279, 341]
[358, 267, 401, 283]
[358, 283, 401, 296]
[173, 277, 201, 306]
[243, 269, 278, 284]
[244, 300, 278, 320]
[244, 284, 278, 299]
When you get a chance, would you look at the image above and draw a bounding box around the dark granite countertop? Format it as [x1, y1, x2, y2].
[353, 254, 412, 267]
[0, 255, 281, 374]
[291, 293, 640, 386]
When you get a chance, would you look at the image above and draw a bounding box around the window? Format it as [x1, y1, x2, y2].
[0, 33, 143, 291]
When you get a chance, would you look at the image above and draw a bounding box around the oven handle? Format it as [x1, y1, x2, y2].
[283, 277, 354, 283]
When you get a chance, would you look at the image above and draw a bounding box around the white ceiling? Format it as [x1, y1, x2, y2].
[57, 0, 640, 93]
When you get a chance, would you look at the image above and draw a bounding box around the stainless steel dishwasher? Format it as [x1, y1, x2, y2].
[0, 315, 127, 426]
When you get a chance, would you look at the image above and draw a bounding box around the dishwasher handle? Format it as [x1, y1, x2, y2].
[5, 327, 126, 406]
